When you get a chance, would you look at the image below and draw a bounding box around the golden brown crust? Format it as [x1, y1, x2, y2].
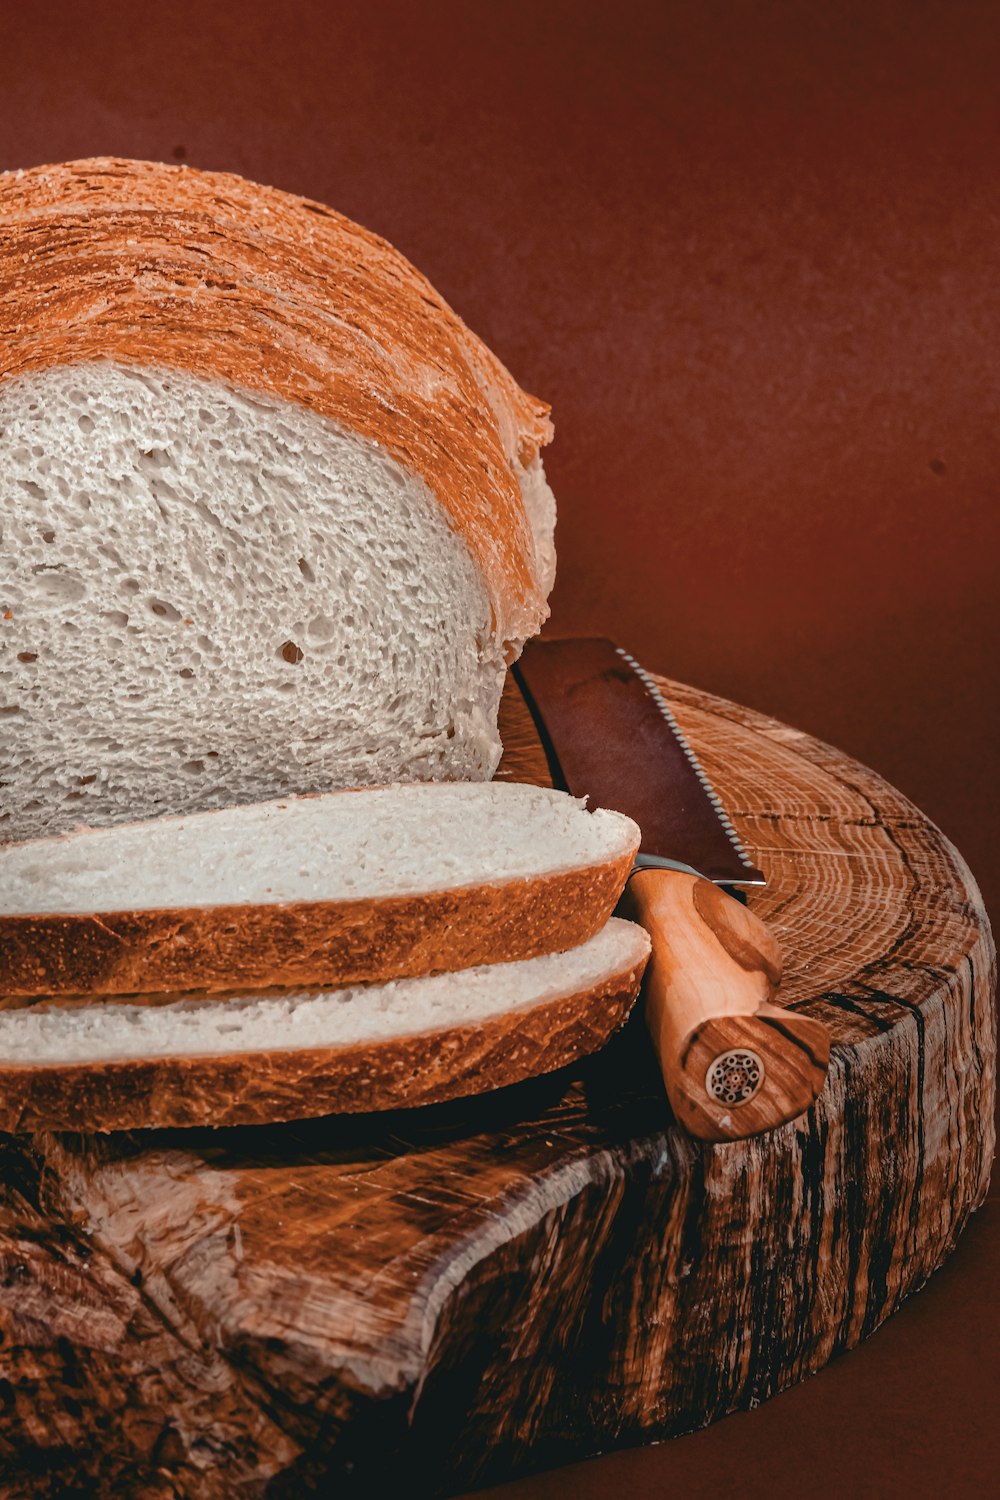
[0, 157, 553, 641]
[0, 851, 636, 999]
[0, 959, 648, 1132]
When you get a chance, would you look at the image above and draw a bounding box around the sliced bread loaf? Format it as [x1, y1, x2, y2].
[0, 918, 651, 1131]
[0, 158, 556, 843]
[0, 783, 639, 998]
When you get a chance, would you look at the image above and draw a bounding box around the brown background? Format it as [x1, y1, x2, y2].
[1, 1, 996, 1494]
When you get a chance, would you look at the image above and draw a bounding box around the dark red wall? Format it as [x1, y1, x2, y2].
[1, 4, 996, 1495]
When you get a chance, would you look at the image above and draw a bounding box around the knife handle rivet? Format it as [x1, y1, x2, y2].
[705, 1049, 765, 1107]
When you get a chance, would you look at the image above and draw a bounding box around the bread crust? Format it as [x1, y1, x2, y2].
[0, 956, 648, 1131]
[0, 852, 636, 999]
[0, 157, 553, 642]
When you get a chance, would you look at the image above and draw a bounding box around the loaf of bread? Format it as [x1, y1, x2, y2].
[0, 158, 556, 843]
[0, 783, 639, 997]
[0, 918, 651, 1131]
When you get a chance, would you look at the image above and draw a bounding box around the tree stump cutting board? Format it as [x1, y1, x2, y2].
[0, 671, 994, 1498]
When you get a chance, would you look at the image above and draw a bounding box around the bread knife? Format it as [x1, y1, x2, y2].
[512, 637, 830, 1141]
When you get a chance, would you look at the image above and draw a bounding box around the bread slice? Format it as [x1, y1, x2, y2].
[0, 783, 639, 998]
[0, 918, 651, 1131]
[0, 158, 556, 844]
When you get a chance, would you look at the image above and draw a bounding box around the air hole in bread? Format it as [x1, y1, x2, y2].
[148, 598, 182, 622]
[306, 615, 335, 642]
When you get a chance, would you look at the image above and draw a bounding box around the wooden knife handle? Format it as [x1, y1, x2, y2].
[622, 869, 830, 1141]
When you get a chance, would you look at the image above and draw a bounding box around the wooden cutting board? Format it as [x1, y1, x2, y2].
[0, 672, 994, 1498]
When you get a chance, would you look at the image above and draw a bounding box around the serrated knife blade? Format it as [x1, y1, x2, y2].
[513, 637, 764, 885]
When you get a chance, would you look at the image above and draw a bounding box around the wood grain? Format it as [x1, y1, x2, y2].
[0, 672, 994, 1496]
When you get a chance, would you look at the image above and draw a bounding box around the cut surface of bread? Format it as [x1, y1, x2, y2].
[0, 783, 640, 997]
[0, 918, 651, 1131]
[0, 158, 556, 843]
